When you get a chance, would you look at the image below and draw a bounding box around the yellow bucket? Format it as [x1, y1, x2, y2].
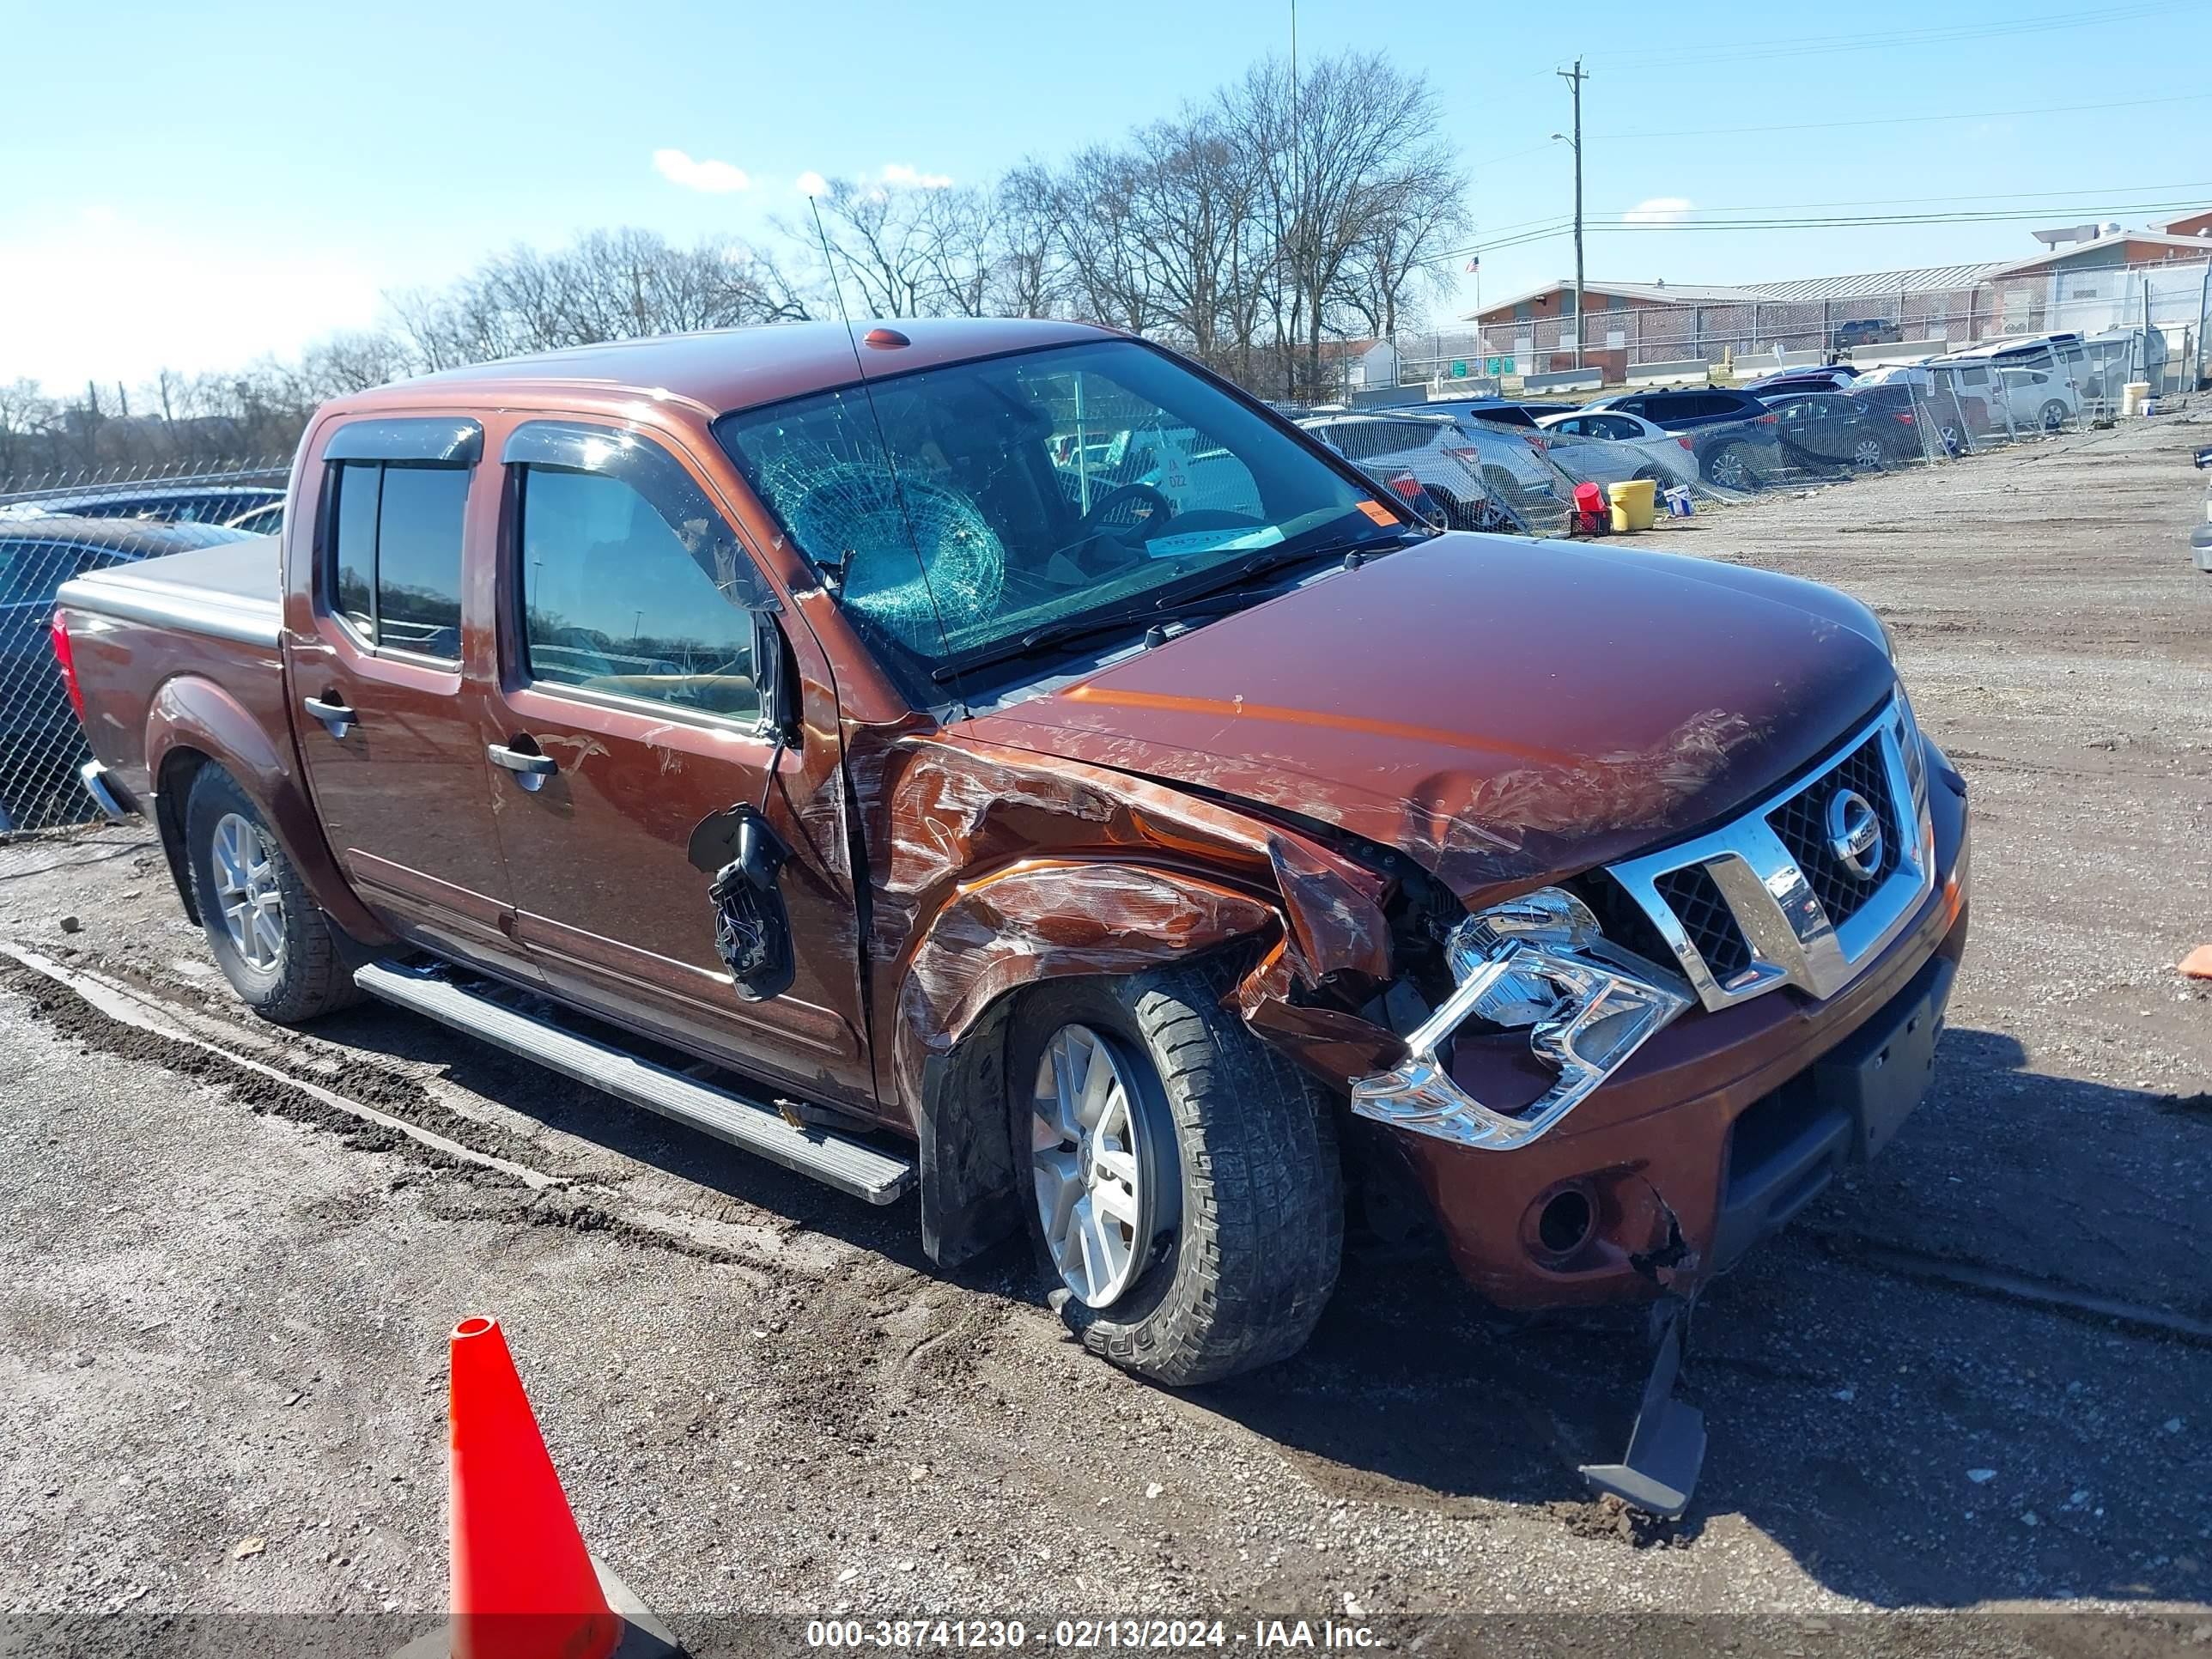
[1607, 477, 1657, 532]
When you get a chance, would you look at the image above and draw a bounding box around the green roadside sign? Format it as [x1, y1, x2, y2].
[1450, 360, 1468, 378]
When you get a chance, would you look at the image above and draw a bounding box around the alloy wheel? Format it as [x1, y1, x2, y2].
[1030, 1024, 1157, 1307]
[211, 811, 285, 973]
[1852, 437, 1885, 468]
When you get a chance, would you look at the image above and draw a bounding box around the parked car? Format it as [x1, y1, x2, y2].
[1759, 390, 1923, 471]
[52, 321, 1969, 1515]
[1580, 387, 1784, 491]
[1534, 409, 1701, 493]
[0, 482, 286, 526]
[1297, 411, 1568, 534]
[1741, 365, 1860, 397]
[224, 499, 286, 536]
[1, 516, 258, 825]
[1833, 318, 1899, 351]
[1382, 395, 1545, 432]
[1934, 336, 2084, 431]
[1845, 384, 1950, 458]
[1850, 361, 1996, 451]
[2079, 325, 2167, 402]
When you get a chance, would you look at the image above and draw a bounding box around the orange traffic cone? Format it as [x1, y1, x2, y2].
[447, 1316, 622, 1659]
[2181, 945, 2212, 981]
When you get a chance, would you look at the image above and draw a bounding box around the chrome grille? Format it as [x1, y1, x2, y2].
[1651, 864, 1753, 983]
[1605, 696, 1936, 1013]
[1765, 732, 1899, 929]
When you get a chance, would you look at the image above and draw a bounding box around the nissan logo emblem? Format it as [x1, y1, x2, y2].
[1826, 788, 1885, 882]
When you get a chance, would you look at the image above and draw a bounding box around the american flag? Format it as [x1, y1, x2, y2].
[1464, 256, 1480, 273]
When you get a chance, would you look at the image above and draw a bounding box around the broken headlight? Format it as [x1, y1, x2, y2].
[1349, 888, 1693, 1152]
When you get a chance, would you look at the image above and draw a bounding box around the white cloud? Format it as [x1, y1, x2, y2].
[794, 170, 828, 198]
[879, 162, 953, 191]
[652, 148, 752, 194]
[0, 208, 382, 388]
[1623, 197, 1693, 226]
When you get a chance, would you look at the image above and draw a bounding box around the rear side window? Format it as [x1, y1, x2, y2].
[319, 416, 481, 659]
[325, 460, 471, 661]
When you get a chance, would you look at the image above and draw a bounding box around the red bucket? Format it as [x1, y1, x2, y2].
[1572, 481, 1610, 536]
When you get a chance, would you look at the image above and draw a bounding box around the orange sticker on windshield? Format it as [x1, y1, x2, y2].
[1354, 499, 1395, 525]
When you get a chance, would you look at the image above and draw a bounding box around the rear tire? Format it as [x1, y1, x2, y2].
[1009, 960, 1342, 1386]
[2039, 399, 2069, 433]
[184, 765, 359, 1023]
[1705, 441, 1758, 491]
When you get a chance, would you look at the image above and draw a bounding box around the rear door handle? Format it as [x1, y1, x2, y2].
[301, 695, 356, 739]
[488, 742, 557, 792]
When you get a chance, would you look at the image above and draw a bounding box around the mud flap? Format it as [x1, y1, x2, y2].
[1578, 1297, 1705, 1520]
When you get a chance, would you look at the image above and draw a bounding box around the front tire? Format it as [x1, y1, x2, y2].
[1010, 962, 1342, 1386]
[184, 765, 358, 1023]
[2039, 399, 2069, 433]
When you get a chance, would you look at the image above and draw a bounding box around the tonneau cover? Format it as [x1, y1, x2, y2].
[57, 534, 283, 647]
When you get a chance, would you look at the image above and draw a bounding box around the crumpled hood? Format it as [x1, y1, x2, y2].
[957, 533, 1897, 901]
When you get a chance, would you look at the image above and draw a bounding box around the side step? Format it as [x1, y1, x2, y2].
[353, 962, 914, 1206]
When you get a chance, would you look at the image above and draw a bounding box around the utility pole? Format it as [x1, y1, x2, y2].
[1556, 59, 1589, 370]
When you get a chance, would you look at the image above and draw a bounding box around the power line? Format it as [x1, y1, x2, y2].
[1437, 188, 2212, 261]
[1572, 1, 2197, 65]
[1583, 88, 2212, 145]
[1620, 180, 2212, 216]
[1453, 200, 2209, 256]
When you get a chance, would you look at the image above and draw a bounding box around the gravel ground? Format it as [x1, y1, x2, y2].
[0, 414, 2207, 1656]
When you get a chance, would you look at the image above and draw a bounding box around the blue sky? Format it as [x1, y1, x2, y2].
[3, 0, 2206, 386]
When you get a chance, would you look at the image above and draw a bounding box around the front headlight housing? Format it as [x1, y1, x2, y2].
[1349, 888, 1692, 1152]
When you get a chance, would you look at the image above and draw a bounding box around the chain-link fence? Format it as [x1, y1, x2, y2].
[1396, 256, 2211, 402]
[0, 459, 288, 831]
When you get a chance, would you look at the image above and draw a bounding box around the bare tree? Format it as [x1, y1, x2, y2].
[789, 179, 940, 318]
[1226, 51, 1457, 395]
[4, 46, 1470, 477]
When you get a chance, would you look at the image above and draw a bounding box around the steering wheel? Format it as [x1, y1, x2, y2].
[1079, 483, 1175, 539]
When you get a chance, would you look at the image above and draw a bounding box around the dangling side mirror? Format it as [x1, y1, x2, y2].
[687, 801, 796, 1002]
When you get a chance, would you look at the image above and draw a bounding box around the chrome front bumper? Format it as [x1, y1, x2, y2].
[1352, 692, 1937, 1155]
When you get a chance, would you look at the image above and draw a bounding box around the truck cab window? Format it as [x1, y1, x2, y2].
[516, 464, 762, 721]
[325, 459, 467, 660]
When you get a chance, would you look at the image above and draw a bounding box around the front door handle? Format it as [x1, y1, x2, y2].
[488, 741, 557, 793]
[302, 695, 356, 739]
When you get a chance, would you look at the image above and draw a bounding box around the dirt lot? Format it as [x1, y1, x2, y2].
[1, 415, 2208, 1656]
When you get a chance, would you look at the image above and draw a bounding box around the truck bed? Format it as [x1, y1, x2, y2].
[58, 534, 283, 647]
[55, 534, 293, 812]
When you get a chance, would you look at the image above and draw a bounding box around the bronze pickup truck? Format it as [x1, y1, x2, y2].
[52, 320, 1970, 1514]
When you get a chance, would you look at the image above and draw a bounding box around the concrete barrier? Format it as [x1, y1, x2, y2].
[1734, 349, 1824, 375]
[1626, 359, 1712, 388]
[1523, 367, 1605, 394]
[1844, 339, 1950, 368]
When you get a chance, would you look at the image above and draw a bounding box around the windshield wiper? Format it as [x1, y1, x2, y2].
[1169, 525, 1431, 604]
[929, 525, 1433, 684]
[930, 591, 1261, 683]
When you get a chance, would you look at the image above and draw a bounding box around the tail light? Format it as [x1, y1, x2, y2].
[50, 610, 87, 726]
[1386, 471, 1425, 501]
[1756, 413, 1778, 426]
[1443, 446, 1482, 466]
[1891, 410, 1916, 426]
[1675, 434, 1694, 452]
[1525, 434, 1549, 453]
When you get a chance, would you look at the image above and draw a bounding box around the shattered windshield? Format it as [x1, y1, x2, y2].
[713, 340, 1403, 691]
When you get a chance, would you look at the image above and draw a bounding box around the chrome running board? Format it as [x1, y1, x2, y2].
[353, 961, 914, 1205]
